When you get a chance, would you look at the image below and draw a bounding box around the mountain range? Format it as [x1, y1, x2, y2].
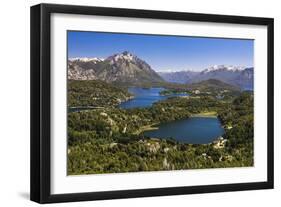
[68, 51, 164, 84]
[68, 52, 253, 90]
[186, 79, 240, 92]
[158, 65, 253, 90]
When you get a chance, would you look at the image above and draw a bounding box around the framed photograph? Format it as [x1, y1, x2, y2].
[30, 3, 274, 203]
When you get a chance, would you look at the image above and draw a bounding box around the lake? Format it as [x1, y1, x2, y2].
[143, 117, 225, 144]
[119, 87, 188, 109]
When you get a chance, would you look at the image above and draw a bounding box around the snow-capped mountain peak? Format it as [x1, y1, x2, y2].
[68, 51, 164, 83]
[106, 51, 135, 63]
[69, 57, 104, 63]
[202, 65, 246, 73]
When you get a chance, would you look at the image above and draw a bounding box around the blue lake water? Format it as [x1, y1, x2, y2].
[119, 87, 188, 109]
[68, 86, 223, 144]
[143, 117, 225, 144]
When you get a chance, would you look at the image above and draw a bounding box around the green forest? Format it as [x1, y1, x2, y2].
[67, 80, 253, 175]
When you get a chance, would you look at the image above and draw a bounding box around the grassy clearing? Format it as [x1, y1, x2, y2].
[191, 111, 217, 117]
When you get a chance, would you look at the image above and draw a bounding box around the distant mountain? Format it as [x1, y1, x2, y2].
[68, 51, 164, 84]
[158, 71, 199, 84]
[187, 79, 241, 91]
[231, 67, 254, 90]
[158, 65, 253, 90]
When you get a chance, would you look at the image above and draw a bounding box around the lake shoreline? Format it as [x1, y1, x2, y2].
[134, 124, 160, 135]
[190, 111, 218, 118]
[137, 111, 219, 135]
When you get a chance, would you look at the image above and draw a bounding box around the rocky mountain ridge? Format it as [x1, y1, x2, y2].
[68, 51, 164, 84]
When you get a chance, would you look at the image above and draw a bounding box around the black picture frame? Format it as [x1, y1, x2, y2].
[30, 3, 274, 204]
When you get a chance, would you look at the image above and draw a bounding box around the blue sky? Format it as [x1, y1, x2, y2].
[68, 31, 254, 72]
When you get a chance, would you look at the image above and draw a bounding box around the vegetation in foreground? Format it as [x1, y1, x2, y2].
[67, 80, 253, 175]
